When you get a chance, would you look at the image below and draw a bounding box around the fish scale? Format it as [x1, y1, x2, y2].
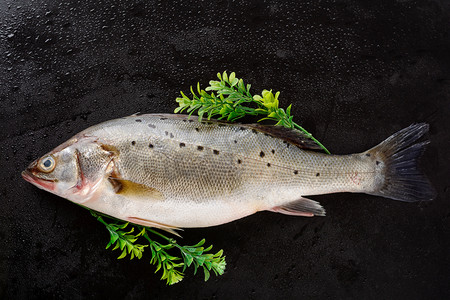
[23, 114, 435, 230]
[105, 115, 349, 195]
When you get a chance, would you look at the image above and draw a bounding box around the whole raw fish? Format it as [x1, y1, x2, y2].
[22, 114, 435, 232]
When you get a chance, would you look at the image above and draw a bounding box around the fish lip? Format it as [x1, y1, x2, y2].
[22, 169, 56, 191]
[21, 169, 35, 183]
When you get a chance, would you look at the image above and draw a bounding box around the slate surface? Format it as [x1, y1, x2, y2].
[1, 0, 449, 299]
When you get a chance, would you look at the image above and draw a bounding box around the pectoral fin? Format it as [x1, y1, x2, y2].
[127, 217, 183, 237]
[108, 178, 164, 200]
[270, 197, 326, 217]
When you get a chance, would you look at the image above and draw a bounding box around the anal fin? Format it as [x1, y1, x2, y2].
[270, 197, 326, 217]
[127, 217, 183, 237]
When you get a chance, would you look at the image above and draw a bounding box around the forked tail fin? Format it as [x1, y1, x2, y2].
[366, 123, 436, 202]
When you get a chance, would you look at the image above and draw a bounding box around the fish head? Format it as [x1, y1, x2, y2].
[22, 138, 81, 196]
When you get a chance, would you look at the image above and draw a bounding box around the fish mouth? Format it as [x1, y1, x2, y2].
[22, 169, 56, 191]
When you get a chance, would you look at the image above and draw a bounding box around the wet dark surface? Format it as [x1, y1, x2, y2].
[1, 0, 450, 298]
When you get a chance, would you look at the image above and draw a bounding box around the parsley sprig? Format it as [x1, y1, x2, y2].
[90, 211, 226, 285]
[175, 71, 329, 153]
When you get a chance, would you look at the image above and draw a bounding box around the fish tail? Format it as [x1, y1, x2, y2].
[365, 123, 436, 202]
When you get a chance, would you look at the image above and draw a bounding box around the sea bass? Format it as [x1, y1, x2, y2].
[22, 114, 435, 232]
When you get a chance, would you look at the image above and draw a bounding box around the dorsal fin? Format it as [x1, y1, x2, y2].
[245, 123, 324, 151]
[144, 114, 324, 151]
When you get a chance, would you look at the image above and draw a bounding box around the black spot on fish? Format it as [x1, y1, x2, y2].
[376, 161, 380, 165]
[149, 143, 154, 148]
[201, 121, 207, 125]
[271, 149, 275, 154]
[252, 129, 257, 134]
[148, 124, 156, 129]
[260, 151, 265, 158]
[213, 150, 219, 155]
[182, 119, 187, 122]
[316, 173, 320, 176]
[240, 127, 246, 131]
[179, 143, 185, 148]
[195, 128, 199, 132]
[170, 133, 174, 138]
[135, 119, 142, 122]
[234, 140, 237, 144]
[188, 119, 194, 123]
[365, 153, 371, 157]
[264, 133, 270, 137]
[294, 170, 298, 175]
[131, 141, 136, 146]
[237, 159, 242, 164]
[165, 131, 169, 136]
[197, 146, 204, 151]
[160, 117, 167, 120]
[267, 163, 271, 167]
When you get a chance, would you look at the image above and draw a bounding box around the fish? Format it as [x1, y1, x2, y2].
[22, 114, 435, 233]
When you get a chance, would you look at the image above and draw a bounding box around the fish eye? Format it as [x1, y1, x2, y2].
[38, 156, 56, 173]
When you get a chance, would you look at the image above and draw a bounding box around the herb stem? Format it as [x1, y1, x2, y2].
[293, 123, 330, 154]
[144, 227, 187, 253]
[145, 227, 173, 242]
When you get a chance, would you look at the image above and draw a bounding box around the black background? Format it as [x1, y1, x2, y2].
[1, 0, 449, 299]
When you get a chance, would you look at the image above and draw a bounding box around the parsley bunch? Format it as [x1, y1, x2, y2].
[175, 71, 329, 153]
[91, 211, 226, 285]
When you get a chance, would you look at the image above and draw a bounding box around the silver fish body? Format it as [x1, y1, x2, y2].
[22, 114, 435, 230]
